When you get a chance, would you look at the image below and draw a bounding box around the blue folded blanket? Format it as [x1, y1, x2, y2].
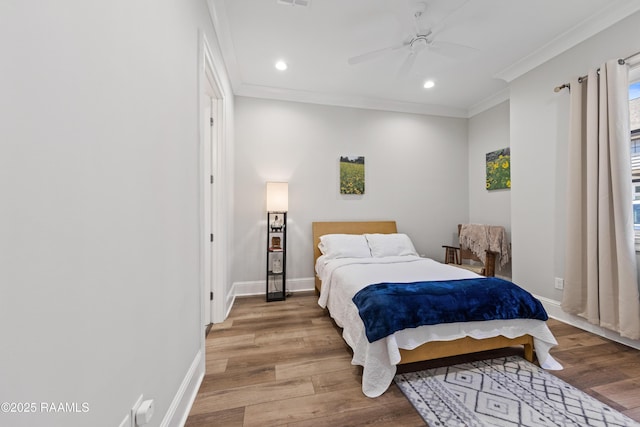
[352, 277, 548, 343]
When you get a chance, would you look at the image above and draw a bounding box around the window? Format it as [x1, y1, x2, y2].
[630, 78, 640, 239]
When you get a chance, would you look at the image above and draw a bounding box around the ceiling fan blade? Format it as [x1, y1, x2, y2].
[411, 3, 428, 35]
[397, 52, 417, 78]
[397, 1, 429, 35]
[428, 0, 470, 35]
[428, 40, 477, 59]
[347, 42, 406, 65]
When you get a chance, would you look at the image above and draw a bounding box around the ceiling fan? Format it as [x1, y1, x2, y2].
[347, 1, 475, 76]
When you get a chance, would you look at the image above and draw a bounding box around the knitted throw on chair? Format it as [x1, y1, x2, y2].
[459, 224, 510, 269]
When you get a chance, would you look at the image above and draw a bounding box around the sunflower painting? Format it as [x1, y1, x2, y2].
[486, 148, 511, 191]
[340, 156, 365, 195]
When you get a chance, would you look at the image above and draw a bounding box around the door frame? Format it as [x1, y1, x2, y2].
[202, 79, 215, 326]
[199, 31, 227, 333]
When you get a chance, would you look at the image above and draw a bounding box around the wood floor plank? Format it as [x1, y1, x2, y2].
[184, 407, 244, 427]
[206, 358, 228, 375]
[205, 333, 255, 349]
[224, 342, 347, 372]
[287, 404, 424, 427]
[553, 333, 612, 351]
[199, 365, 276, 393]
[253, 325, 329, 345]
[242, 386, 399, 427]
[185, 292, 640, 426]
[189, 377, 315, 415]
[551, 364, 629, 389]
[623, 405, 640, 421]
[593, 378, 640, 409]
[310, 367, 363, 394]
[276, 354, 354, 381]
[206, 338, 307, 364]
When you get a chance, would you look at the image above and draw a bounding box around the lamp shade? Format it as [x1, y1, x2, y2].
[266, 182, 288, 212]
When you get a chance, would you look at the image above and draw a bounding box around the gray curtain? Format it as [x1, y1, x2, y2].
[562, 59, 640, 340]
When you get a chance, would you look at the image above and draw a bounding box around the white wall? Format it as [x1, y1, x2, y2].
[510, 10, 640, 344]
[468, 101, 511, 229]
[233, 96, 469, 287]
[468, 101, 512, 277]
[0, 1, 231, 426]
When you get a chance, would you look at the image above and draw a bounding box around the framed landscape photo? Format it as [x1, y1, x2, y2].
[340, 156, 365, 194]
[486, 148, 510, 191]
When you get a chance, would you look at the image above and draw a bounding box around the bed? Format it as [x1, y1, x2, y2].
[312, 221, 561, 397]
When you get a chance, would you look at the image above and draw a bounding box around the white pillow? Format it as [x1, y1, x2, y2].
[318, 234, 372, 259]
[365, 233, 418, 257]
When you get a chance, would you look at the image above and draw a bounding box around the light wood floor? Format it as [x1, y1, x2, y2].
[186, 292, 640, 426]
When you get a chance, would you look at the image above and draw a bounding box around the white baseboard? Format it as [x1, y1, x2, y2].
[225, 288, 236, 319]
[535, 294, 640, 351]
[160, 349, 205, 427]
[232, 277, 315, 297]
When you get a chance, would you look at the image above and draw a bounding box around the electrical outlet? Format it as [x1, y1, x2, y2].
[554, 277, 564, 290]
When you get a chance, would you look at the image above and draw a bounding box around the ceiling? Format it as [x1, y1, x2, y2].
[208, 0, 640, 118]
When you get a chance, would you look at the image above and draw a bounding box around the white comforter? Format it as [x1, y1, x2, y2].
[316, 255, 561, 397]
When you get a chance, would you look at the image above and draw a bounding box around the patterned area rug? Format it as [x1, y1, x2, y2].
[394, 356, 640, 427]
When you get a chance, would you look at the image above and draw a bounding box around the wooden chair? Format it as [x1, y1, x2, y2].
[442, 224, 497, 277]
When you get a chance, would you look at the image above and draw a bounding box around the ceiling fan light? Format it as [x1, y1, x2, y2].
[423, 80, 435, 89]
[275, 60, 288, 71]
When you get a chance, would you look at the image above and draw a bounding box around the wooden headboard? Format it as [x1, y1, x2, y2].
[312, 221, 398, 292]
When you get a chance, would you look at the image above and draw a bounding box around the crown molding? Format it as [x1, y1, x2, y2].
[495, 0, 640, 83]
[467, 88, 510, 118]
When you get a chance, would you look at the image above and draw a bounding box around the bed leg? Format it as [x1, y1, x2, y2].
[523, 342, 534, 363]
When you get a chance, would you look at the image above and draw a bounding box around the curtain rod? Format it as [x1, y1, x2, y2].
[553, 50, 640, 92]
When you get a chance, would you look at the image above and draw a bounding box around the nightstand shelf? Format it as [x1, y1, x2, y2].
[266, 211, 287, 301]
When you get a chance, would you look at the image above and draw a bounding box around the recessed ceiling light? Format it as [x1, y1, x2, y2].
[275, 61, 288, 71]
[423, 80, 435, 89]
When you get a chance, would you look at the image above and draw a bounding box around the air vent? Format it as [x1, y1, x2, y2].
[277, 0, 310, 7]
